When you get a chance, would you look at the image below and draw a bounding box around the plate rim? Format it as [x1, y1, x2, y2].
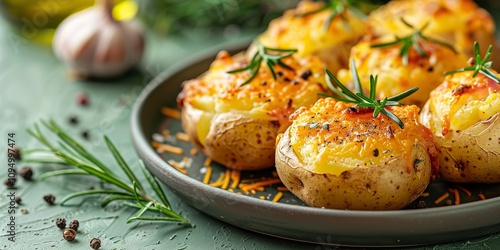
[130, 41, 500, 247]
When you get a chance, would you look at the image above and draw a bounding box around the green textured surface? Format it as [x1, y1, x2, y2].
[1, 13, 500, 250]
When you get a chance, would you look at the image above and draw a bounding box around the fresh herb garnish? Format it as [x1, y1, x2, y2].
[371, 18, 457, 66]
[23, 120, 189, 224]
[319, 59, 419, 129]
[227, 40, 297, 86]
[445, 41, 500, 84]
[296, 0, 367, 30]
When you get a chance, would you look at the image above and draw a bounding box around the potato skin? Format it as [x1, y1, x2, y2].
[420, 72, 500, 183]
[178, 50, 328, 171]
[275, 99, 438, 210]
[181, 102, 279, 170]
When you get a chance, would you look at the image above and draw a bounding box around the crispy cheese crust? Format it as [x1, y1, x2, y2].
[287, 99, 438, 176]
[257, 0, 366, 73]
[366, 0, 499, 69]
[337, 38, 467, 108]
[177, 50, 328, 170]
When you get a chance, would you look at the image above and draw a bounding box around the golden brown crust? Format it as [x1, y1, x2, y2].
[366, 0, 500, 69]
[257, 0, 366, 73]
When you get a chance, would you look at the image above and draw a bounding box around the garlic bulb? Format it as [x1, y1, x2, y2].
[53, 0, 144, 78]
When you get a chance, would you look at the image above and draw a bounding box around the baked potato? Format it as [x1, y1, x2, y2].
[256, 0, 366, 73]
[275, 98, 439, 210]
[336, 37, 467, 108]
[366, 0, 500, 69]
[177, 50, 328, 171]
[420, 70, 500, 183]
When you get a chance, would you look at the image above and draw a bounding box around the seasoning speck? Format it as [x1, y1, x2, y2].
[81, 130, 90, 140]
[19, 166, 33, 181]
[69, 220, 79, 231]
[15, 197, 21, 204]
[300, 70, 312, 80]
[90, 237, 101, 250]
[56, 218, 66, 229]
[63, 228, 76, 241]
[372, 148, 379, 157]
[76, 92, 89, 106]
[43, 194, 56, 205]
[21, 208, 28, 214]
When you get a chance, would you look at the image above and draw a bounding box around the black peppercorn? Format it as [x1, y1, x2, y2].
[81, 130, 90, 140]
[55, 218, 66, 229]
[43, 194, 56, 205]
[4, 178, 16, 188]
[69, 116, 79, 125]
[69, 220, 79, 231]
[15, 197, 21, 204]
[12, 146, 21, 160]
[90, 238, 101, 250]
[19, 166, 33, 181]
[63, 228, 76, 241]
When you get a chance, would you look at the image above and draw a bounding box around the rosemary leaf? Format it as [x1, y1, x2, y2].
[101, 195, 140, 207]
[60, 190, 132, 205]
[127, 201, 155, 223]
[105, 136, 144, 192]
[139, 161, 171, 209]
[38, 169, 88, 181]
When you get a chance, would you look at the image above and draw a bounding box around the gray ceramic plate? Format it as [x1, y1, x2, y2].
[130, 41, 500, 247]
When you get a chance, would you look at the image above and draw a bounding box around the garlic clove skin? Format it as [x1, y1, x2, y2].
[53, 0, 144, 79]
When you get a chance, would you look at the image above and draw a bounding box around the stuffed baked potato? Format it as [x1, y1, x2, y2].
[275, 98, 439, 210]
[177, 49, 328, 171]
[420, 64, 500, 183]
[256, 0, 366, 73]
[337, 36, 467, 108]
[366, 0, 500, 69]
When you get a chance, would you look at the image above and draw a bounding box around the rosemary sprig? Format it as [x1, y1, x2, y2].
[319, 59, 419, 128]
[227, 40, 297, 86]
[296, 0, 368, 30]
[445, 41, 500, 84]
[23, 119, 188, 224]
[371, 18, 457, 66]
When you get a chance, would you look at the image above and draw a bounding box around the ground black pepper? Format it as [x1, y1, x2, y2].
[43, 194, 56, 205]
[81, 130, 90, 140]
[69, 116, 79, 125]
[56, 218, 66, 229]
[69, 220, 79, 231]
[19, 166, 33, 181]
[63, 228, 76, 241]
[90, 237, 101, 249]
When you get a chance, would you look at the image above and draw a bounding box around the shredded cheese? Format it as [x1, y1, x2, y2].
[203, 166, 213, 184]
[151, 141, 183, 155]
[479, 193, 486, 200]
[176, 132, 190, 142]
[221, 170, 231, 190]
[272, 192, 283, 202]
[420, 192, 430, 197]
[161, 107, 181, 119]
[240, 178, 282, 193]
[230, 170, 241, 189]
[452, 188, 460, 205]
[167, 159, 188, 174]
[204, 158, 212, 167]
[434, 192, 449, 204]
[277, 186, 289, 192]
[190, 148, 198, 156]
[456, 185, 471, 196]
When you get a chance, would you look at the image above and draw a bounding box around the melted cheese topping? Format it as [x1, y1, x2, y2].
[257, 0, 365, 73]
[337, 38, 467, 108]
[288, 98, 437, 176]
[426, 71, 500, 135]
[178, 50, 328, 130]
[366, 0, 496, 60]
